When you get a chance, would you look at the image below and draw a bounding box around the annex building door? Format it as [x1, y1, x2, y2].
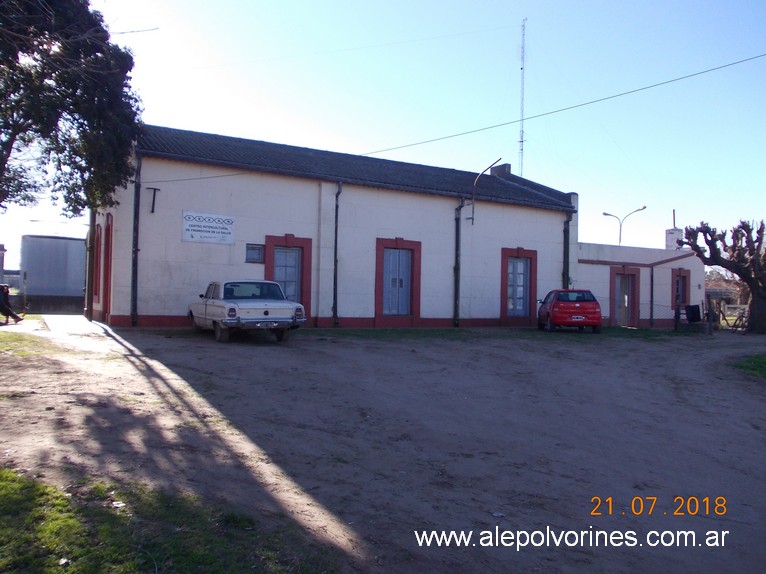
[614, 272, 637, 327]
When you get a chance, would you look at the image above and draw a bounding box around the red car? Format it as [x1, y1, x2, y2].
[537, 289, 602, 333]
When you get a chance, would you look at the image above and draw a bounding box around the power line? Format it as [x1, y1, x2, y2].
[140, 172, 250, 185]
[363, 52, 766, 156]
[112, 27, 159, 35]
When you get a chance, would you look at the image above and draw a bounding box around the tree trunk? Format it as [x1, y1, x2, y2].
[748, 292, 766, 334]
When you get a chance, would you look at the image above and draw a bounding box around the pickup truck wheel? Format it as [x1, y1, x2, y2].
[275, 328, 290, 343]
[189, 312, 202, 331]
[214, 322, 230, 343]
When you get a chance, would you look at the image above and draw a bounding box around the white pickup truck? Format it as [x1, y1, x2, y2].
[189, 280, 306, 342]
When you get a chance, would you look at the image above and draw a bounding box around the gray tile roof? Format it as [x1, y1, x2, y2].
[136, 125, 575, 212]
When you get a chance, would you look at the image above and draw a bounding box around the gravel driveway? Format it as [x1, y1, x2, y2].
[1, 318, 764, 573]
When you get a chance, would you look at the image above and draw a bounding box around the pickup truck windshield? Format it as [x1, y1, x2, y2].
[222, 282, 285, 300]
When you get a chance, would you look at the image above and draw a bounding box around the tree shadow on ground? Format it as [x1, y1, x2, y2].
[14, 323, 766, 573]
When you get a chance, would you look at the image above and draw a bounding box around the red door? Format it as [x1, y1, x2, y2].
[102, 214, 113, 322]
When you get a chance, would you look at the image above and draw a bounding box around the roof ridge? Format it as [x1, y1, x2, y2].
[139, 124, 484, 177]
[136, 125, 575, 212]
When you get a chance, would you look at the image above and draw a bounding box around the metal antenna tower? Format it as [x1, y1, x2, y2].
[518, 17, 527, 177]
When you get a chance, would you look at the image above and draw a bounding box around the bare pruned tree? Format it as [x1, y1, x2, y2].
[679, 221, 766, 334]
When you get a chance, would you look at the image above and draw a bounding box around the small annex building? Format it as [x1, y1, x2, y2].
[88, 125, 703, 329]
[578, 240, 705, 329]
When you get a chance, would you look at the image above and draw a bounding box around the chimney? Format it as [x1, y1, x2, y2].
[666, 228, 684, 250]
[490, 163, 512, 179]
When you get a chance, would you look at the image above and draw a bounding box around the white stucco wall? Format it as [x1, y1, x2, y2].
[327, 182, 574, 321]
[576, 242, 705, 323]
[103, 160, 325, 317]
[95, 157, 576, 324]
[462, 201, 569, 316]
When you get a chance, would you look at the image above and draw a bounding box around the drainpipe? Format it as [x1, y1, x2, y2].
[332, 181, 343, 326]
[562, 211, 572, 288]
[454, 159, 501, 327]
[650, 266, 655, 327]
[130, 155, 142, 327]
[453, 196, 465, 327]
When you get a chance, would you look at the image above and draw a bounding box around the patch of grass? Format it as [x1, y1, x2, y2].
[735, 354, 766, 378]
[299, 327, 557, 342]
[595, 326, 692, 340]
[298, 325, 689, 343]
[51, 322, 707, 350]
[0, 468, 119, 572]
[304, 327, 481, 341]
[0, 331, 61, 357]
[142, 324, 694, 345]
[0, 468, 340, 573]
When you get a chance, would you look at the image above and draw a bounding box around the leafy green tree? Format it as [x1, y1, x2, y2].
[0, 0, 141, 216]
[679, 221, 766, 334]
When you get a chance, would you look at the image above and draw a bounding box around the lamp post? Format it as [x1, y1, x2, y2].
[602, 206, 646, 246]
[454, 158, 502, 328]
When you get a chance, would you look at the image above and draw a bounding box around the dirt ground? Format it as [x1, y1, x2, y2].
[1, 317, 765, 573]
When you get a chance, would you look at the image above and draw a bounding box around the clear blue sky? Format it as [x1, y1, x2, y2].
[2, 0, 764, 268]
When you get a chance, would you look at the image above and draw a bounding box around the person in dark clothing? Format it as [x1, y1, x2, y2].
[1, 284, 23, 324]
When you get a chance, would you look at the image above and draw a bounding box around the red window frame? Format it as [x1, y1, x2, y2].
[500, 247, 537, 326]
[264, 234, 313, 320]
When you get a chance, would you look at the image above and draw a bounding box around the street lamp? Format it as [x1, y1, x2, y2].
[454, 157, 502, 328]
[602, 206, 646, 246]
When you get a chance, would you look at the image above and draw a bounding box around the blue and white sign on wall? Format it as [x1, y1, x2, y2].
[182, 211, 235, 244]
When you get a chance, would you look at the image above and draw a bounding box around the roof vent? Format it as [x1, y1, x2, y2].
[490, 163, 512, 179]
